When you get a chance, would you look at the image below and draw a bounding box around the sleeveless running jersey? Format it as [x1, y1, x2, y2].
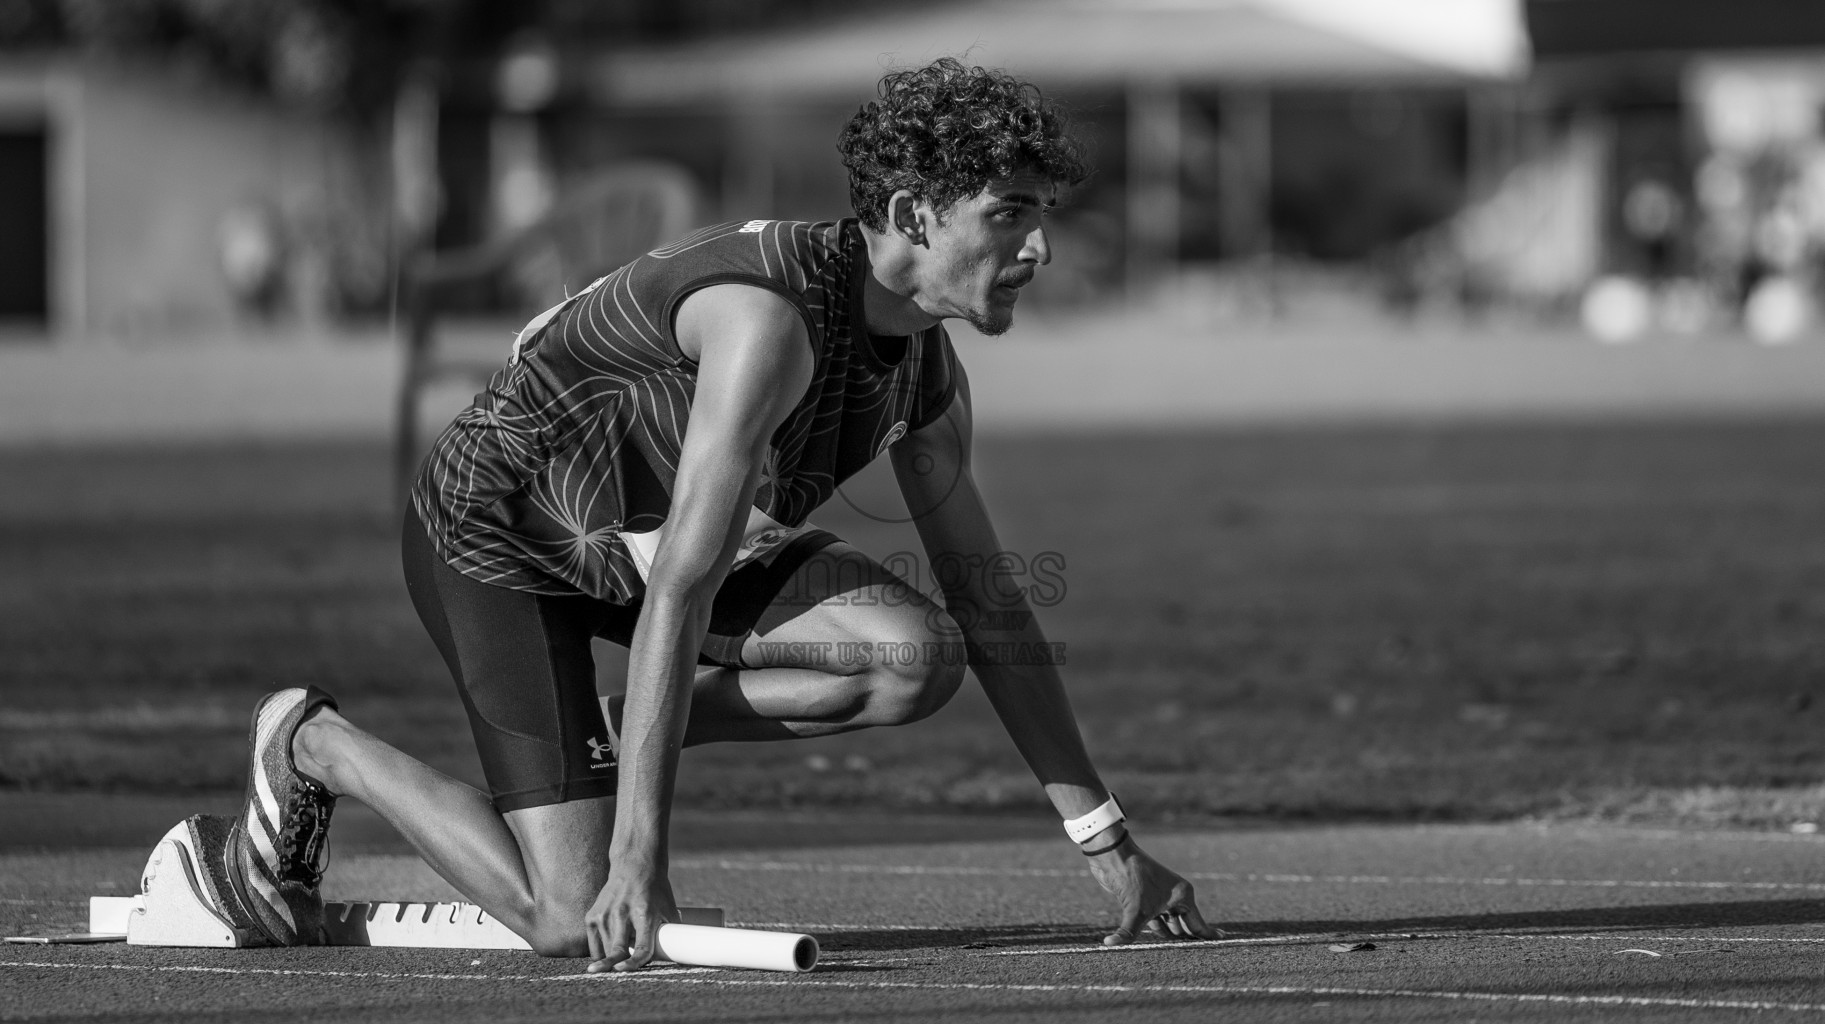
[410, 218, 958, 604]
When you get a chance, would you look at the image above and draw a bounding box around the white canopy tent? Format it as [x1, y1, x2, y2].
[593, 0, 1530, 104]
[588, 0, 1532, 284]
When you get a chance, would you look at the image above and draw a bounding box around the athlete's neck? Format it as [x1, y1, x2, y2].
[859, 227, 941, 337]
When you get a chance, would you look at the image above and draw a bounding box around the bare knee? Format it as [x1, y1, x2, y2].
[897, 652, 965, 724]
[498, 879, 600, 959]
[526, 926, 589, 959]
[865, 633, 966, 727]
[517, 896, 592, 958]
[497, 799, 616, 959]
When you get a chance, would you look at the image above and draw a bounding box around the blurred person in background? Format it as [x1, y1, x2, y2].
[1621, 173, 1685, 285]
[210, 57, 1218, 971]
[218, 201, 287, 322]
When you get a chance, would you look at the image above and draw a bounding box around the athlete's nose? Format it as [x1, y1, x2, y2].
[1021, 223, 1051, 266]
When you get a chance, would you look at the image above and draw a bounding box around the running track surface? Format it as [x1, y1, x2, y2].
[6, 818, 1825, 1023]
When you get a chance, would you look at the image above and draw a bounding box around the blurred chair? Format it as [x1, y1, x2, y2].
[395, 160, 703, 499]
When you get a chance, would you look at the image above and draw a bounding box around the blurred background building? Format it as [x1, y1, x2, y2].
[1527, 0, 1825, 343]
[0, 0, 1822, 344]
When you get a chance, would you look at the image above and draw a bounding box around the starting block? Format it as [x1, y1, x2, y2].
[81, 814, 816, 971]
[113, 814, 263, 947]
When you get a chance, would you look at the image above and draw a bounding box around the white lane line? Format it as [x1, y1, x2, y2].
[7, 960, 1825, 1014]
[0, 960, 712, 982]
[1480, 934, 1825, 944]
[544, 966, 727, 978]
[677, 859, 1825, 892]
[1388, 824, 1825, 846]
[986, 933, 1332, 955]
[677, 860, 1055, 877]
[735, 921, 1091, 936]
[733, 922, 959, 932]
[1236, 873, 1825, 893]
[0, 960, 551, 982]
[984, 931, 1825, 957]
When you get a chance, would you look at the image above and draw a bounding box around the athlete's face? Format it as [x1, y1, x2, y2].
[920, 173, 1055, 336]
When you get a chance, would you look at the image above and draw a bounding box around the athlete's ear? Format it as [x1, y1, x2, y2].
[887, 190, 925, 246]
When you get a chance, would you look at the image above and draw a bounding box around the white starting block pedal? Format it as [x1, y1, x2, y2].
[87, 813, 816, 970]
[122, 814, 267, 947]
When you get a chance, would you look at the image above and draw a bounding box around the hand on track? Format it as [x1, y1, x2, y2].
[1085, 834, 1221, 945]
[584, 862, 677, 973]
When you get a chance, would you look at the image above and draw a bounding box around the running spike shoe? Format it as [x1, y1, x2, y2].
[224, 686, 339, 946]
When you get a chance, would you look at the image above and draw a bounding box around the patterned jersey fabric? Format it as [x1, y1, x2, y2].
[411, 218, 958, 604]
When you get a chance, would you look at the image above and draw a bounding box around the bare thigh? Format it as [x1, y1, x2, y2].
[742, 541, 963, 671]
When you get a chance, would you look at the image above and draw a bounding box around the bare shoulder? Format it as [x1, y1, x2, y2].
[674, 283, 810, 369]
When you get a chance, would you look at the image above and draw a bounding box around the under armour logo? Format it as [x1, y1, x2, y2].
[587, 737, 615, 764]
[739, 220, 771, 233]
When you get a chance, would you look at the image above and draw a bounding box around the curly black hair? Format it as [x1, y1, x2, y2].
[838, 57, 1089, 232]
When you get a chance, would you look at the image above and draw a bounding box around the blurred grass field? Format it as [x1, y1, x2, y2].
[3, 417, 1824, 829]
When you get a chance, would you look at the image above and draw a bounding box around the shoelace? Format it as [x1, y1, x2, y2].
[276, 783, 334, 888]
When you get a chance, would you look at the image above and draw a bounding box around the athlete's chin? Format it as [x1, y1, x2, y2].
[964, 307, 1016, 336]
[964, 298, 1018, 336]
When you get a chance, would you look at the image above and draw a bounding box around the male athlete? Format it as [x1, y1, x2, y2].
[215, 57, 1216, 971]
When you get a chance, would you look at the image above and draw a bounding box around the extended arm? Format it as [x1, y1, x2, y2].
[890, 388, 1105, 821]
[890, 363, 1217, 944]
[587, 285, 814, 972]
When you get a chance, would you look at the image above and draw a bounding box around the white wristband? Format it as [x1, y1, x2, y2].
[1063, 793, 1124, 844]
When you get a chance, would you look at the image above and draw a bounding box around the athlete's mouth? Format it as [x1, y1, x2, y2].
[994, 272, 1034, 299]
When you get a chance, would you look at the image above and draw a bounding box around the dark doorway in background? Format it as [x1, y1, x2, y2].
[0, 127, 49, 326]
